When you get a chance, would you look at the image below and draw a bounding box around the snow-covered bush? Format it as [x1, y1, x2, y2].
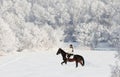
[111, 64, 120, 77]
[111, 51, 120, 77]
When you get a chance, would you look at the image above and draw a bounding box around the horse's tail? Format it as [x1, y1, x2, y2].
[81, 56, 85, 66]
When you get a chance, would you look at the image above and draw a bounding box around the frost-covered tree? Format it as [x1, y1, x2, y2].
[0, 17, 17, 52]
[110, 27, 120, 77]
[64, 25, 77, 42]
[0, 0, 120, 52]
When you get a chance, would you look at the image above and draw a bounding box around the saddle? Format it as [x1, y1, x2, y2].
[67, 53, 74, 59]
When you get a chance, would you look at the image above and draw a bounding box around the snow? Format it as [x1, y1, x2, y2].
[0, 0, 120, 52]
[0, 0, 120, 77]
[0, 49, 116, 77]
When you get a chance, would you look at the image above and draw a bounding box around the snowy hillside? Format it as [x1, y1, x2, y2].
[0, 49, 116, 77]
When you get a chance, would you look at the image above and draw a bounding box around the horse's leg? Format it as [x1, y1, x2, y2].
[61, 61, 65, 65]
[76, 61, 78, 68]
[61, 60, 67, 65]
[65, 59, 67, 64]
[63, 59, 67, 64]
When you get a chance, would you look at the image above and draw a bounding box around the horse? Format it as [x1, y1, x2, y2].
[56, 48, 85, 68]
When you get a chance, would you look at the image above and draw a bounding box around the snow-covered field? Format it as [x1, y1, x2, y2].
[0, 0, 120, 77]
[0, 49, 116, 77]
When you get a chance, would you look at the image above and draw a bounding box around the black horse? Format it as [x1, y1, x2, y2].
[56, 48, 85, 67]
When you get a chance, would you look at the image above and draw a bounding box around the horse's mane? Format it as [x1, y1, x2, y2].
[59, 48, 66, 53]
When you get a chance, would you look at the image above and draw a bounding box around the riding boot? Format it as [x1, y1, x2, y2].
[67, 54, 71, 60]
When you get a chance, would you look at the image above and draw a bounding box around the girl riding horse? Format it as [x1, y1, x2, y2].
[56, 48, 85, 68]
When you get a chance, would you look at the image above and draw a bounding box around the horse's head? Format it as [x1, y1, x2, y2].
[56, 48, 62, 55]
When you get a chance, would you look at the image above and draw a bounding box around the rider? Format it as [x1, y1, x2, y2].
[67, 44, 74, 59]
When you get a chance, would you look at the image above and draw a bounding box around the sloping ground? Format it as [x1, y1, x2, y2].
[0, 49, 116, 77]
